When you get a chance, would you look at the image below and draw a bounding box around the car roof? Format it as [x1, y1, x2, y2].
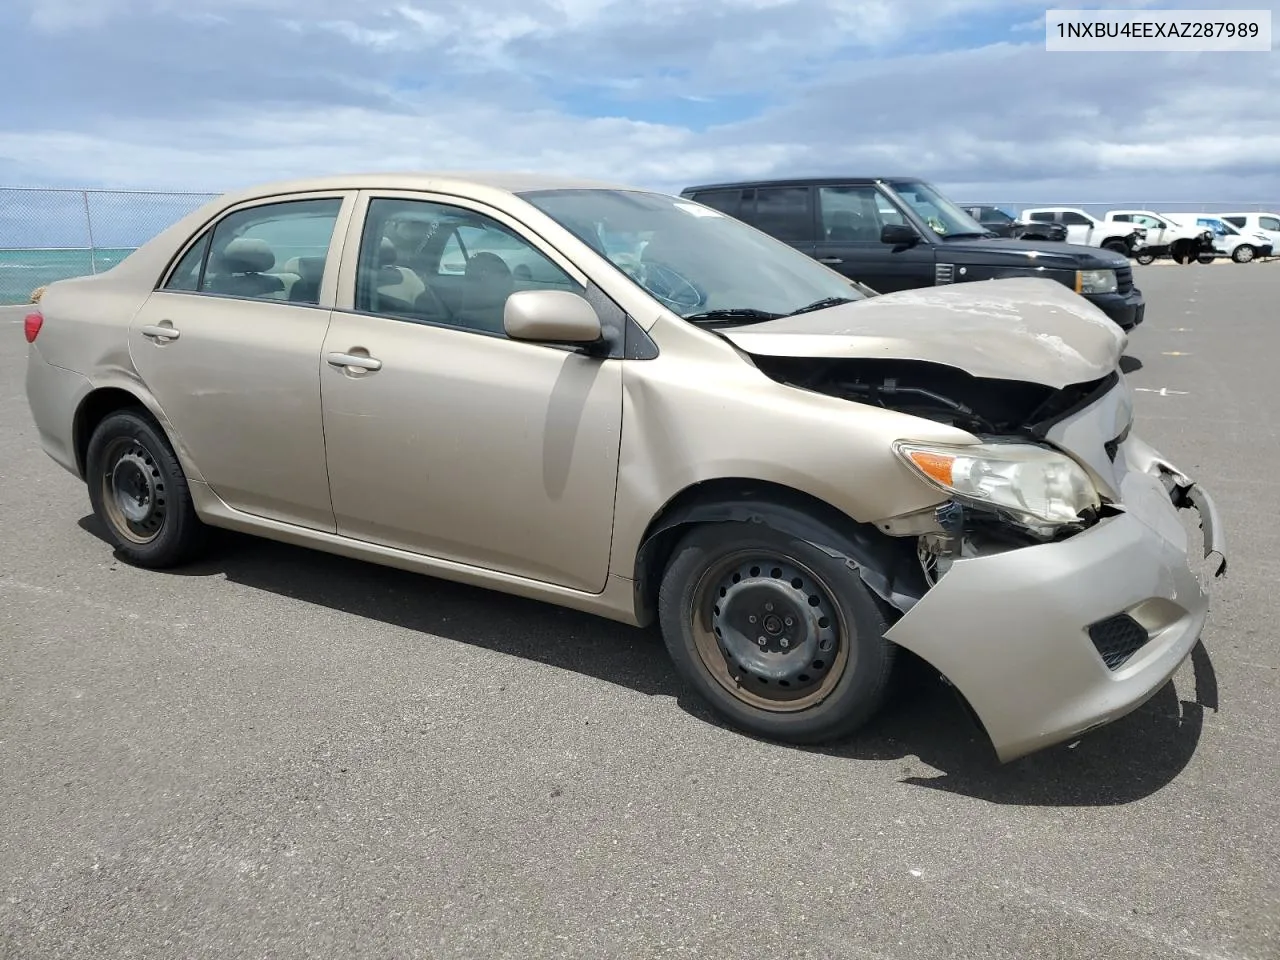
[680, 176, 920, 192]
[212, 170, 645, 205]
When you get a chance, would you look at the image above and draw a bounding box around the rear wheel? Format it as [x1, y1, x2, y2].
[1233, 244, 1256, 263]
[1134, 250, 1156, 265]
[1197, 252, 1216, 264]
[657, 520, 896, 744]
[85, 408, 207, 568]
[1103, 240, 1130, 256]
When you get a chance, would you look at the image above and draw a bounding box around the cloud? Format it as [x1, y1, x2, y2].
[1, 0, 1278, 208]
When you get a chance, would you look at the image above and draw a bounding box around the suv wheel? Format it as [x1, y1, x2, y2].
[1134, 250, 1156, 265]
[85, 408, 208, 568]
[1103, 240, 1130, 256]
[657, 521, 896, 744]
[1233, 245, 1256, 263]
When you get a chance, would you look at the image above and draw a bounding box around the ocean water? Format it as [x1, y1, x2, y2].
[0, 248, 135, 305]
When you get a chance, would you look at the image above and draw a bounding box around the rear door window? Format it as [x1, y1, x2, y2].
[751, 187, 815, 242]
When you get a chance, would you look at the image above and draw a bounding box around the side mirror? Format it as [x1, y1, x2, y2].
[504, 289, 603, 344]
[880, 223, 918, 246]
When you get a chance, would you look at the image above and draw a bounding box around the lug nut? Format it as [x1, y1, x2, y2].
[758, 636, 767, 645]
[765, 603, 774, 612]
[749, 615, 757, 624]
[781, 638, 790, 649]
[785, 617, 794, 627]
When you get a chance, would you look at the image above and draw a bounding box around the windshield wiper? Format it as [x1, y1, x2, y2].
[784, 296, 857, 317]
[682, 308, 782, 324]
[943, 231, 996, 240]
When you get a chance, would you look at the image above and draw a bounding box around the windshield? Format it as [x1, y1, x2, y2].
[886, 180, 989, 238]
[520, 188, 868, 321]
[1198, 217, 1236, 236]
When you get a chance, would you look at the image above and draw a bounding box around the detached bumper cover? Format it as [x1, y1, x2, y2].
[885, 439, 1225, 763]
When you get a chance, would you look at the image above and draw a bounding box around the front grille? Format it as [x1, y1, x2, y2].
[1116, 265, 1133, 293]
[1087, 613, 1150, 670]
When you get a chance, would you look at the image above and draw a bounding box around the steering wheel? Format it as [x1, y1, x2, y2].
[637, 261, 706, 311]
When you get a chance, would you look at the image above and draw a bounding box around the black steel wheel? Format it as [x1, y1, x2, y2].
[658, 520, 896, 744]
[85, 408, 207, 568]
[1134, 251, 1156, 265]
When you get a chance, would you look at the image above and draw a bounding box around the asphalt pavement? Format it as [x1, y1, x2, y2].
[1, 266, 1278, 960]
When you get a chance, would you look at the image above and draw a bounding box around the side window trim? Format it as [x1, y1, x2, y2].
[155, 191, 356, 307]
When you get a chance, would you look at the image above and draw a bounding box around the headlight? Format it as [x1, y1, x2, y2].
[894, 441, 1101, 526]
[1075, 268, 1117, 294]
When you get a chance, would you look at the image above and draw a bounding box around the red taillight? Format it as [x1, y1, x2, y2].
[23, 311, 43, 343]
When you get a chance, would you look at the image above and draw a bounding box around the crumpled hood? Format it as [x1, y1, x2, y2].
[719, 276, 1127, 389]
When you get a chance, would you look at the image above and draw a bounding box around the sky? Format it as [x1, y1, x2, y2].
[0, 0, 1278, 205]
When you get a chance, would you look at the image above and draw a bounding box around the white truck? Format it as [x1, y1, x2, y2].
[1102, 210, 1215, 265]
[1019, 207, 1148, 257]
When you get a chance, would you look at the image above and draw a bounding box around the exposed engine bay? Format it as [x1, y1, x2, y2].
[749, 354, 1124, 591]
[750, 355, 1115, 439]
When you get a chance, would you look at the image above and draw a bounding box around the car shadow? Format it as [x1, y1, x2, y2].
[1119, 354, 1144, 374]
[78, 515, 1216, 807]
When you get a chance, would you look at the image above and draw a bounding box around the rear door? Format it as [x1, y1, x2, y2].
[812, 184, 934, 293]
[1060, 210, 1094, 245]
[128, 191, 356, 531]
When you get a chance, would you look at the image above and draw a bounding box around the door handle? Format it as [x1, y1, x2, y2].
[141, 323, 181, 342]
[326, 352, 382, 371]
[818, 257, 844, 264]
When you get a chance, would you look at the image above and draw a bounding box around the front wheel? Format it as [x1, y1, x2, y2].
[1233, 245, 1256, 263]
[1197, 252, 1216, 264]
[657, 521, 896, 745]
[85, 408, 208, 568]
[1135, 251, 1156, 265]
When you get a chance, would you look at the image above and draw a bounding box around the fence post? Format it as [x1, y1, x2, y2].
[81, 190, 97, 274]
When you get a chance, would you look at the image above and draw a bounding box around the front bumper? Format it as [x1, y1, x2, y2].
[1085, 287, 1145, 330]
[885, 439, 1225, 763]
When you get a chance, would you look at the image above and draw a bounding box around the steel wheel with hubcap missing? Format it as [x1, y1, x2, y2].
[99, 437, 169, 545]
[658, 520, 896, 744]
[85, 408, 207, 568]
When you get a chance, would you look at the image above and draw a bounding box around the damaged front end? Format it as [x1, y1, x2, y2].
[748, 351, 1228, 762]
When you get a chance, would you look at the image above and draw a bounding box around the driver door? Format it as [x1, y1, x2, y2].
[812, 185, 934, 293]
[319, 192, 624, 593]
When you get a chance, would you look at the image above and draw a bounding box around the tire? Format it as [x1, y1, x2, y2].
[1171, 241, 1195, 264]
[1135, 251, 1156, 265]
[1197, 253, 1215, 264]
[85, 408, 207, 568]
[657, 520, 896, 745]
[1233, 245, 1256, 263]
[1103, 240, 1130, 256]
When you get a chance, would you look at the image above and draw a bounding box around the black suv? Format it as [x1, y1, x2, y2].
[678, 177, 1145, 331]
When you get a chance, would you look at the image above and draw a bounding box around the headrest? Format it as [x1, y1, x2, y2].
[379, 236, 398, 267]
[465, 251, 510, 278]
[217, 237, 275, 274]
[291, 256, 326, 283]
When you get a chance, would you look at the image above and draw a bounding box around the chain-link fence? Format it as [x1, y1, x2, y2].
[0, 187, 219, 304]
